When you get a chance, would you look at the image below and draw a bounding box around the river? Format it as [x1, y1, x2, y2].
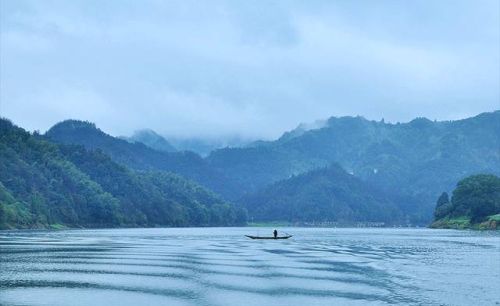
[0, 227, 498, 306]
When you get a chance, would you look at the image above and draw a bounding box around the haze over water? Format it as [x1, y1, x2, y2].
[1, 228, 499, 306]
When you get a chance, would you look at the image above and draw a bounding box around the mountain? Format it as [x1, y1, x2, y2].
[0, 118, 246, 229]
[431, 174, 500, 229]
[208, 111, 500, 223]
[123, 129, 177, 153]
[169, 136, 252, 157]
[39, 112, 500, 225]
[45, 120, 243, 200]
[241, 165, 403, 224]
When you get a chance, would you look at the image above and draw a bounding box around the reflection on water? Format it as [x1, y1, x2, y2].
[0, 228, 499, 306]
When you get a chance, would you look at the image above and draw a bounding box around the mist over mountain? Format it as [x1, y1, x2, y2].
[208, 111, 500, 223]
[11, 110, 497, 226]
[45, 120, 244, 200]
[1, 2, 498, 305]
[122, 129, 177, 153]
[168, 136, 253, 157]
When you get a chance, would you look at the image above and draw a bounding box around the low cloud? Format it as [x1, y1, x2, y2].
[1, 0, 498, 140]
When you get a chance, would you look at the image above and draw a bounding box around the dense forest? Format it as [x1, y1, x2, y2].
[208, 111, 500, 223]
[431, 174, 500, 229]
[241, 165, 403, 224]
[0, 119, 246, 229]
[2, 111, 499, 229]
[46, 120, 244, 200]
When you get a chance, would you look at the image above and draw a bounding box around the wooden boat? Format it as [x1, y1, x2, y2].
[245, 235, 292, 240]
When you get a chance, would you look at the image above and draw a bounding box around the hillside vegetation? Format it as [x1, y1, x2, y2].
[46, 120, 244, 200]
[209, 111, 500, 223]
[3, 111, 497, 228]
[431, 174, 500, 229]
[0, 119, 246, 229]
[241, 165, 403, 224]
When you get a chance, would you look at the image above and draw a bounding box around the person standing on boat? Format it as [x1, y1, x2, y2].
[273, 229, 278, 239]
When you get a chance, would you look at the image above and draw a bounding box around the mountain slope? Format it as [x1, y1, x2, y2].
[45, 120, 243, 200]
[209, 111, 500, 223]
[0, 119, 122, 228]
[0, 118, 245, 229]
[241, 165, 403, 224]
[123, 129, 177, 152]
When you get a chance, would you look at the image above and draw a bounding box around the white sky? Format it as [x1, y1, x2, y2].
[1, 0, 499, 140]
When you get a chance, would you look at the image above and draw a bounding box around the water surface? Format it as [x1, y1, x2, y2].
[1, 228, 499, 306]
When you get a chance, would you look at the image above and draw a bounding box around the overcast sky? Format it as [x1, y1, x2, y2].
[1, 0, 499, 140]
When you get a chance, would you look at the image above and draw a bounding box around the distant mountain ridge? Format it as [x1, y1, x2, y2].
[208, 111, 500, 223]
[169, 136, 252, 157]
[35, 111, 500, 225]
[45, 120, 244, 200]
[123, 129, 177, 153]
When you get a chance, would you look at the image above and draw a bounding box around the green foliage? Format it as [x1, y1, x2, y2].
[430, 216, 471, 229]
[209, 111, 500, 224]
[0, 182, 30, 229]
[434, 192, 451, 220]
[46, 120, 243, 200]
[2, 109, 497, 228]
[436, 192, 450, 207]
[0, 118, 246, 229]
[0, 118, 123, 228]
[450, 174, 500, 222]
[488, 214, 500, 222]
[241, 165, 403, 224]
[42, 112, 499, 226]
[432, 174, 500, 228]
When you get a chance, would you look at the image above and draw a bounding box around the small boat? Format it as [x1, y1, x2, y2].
[245, 235, 292, 240]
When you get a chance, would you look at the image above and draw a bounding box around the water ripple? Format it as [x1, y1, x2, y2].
[1, 228, 498, 306]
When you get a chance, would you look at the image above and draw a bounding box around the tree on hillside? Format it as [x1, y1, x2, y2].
[451, 174, 500, 222]
[434, 192, 451, 220]
[431, 174, 500, 228]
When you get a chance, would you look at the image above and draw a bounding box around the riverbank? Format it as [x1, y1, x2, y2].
[4, 219, 498, 231]
[430, 214, 499, 230]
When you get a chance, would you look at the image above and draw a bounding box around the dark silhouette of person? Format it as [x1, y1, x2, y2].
[273, 229, 278, 239]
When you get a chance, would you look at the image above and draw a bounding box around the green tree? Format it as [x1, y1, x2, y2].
[0, 203, 6, 228]
[0, 118, 246, 229]
[432, 174, 500, 226]
[434, 192, 451, 220]
[451, 174, 500, 222]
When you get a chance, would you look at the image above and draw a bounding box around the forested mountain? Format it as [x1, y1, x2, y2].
[431, 174, 500, 229]
[241, 165, 403, 224]
[123, 129, 177, 153]
[208, 111, 500, 223]
[0, 118, 246, 229]
[45, 120, 243, 199]
[17, 111, 498, 227]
